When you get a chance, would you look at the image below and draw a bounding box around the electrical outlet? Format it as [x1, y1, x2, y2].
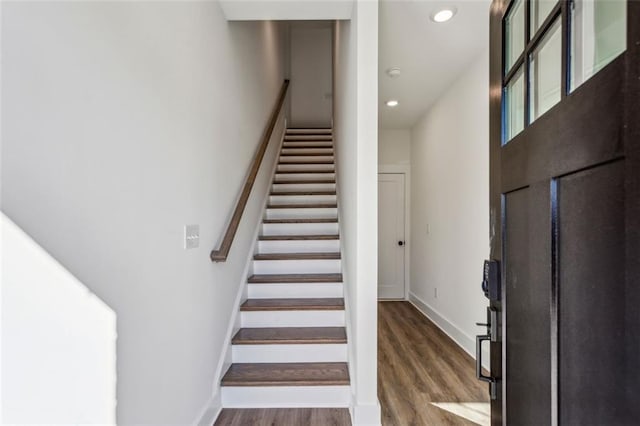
[184, 225, 199, 249]
[426, 223, 431, 235]
[434, 287, 438, 299]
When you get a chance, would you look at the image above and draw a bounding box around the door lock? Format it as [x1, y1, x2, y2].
[398, 241, 405, 246]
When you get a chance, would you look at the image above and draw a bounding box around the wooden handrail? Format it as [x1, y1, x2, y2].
[211, 79, 290, 262]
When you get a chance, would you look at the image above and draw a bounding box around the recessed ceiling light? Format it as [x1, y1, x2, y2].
[386, 100, 399, 107]
[386, 67, 401, 78]
[431, 7, 457, 23]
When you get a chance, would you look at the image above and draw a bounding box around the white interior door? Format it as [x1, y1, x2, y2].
[378, 173, 405, 299]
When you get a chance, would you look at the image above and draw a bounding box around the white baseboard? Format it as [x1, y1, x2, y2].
[193, 392, 222, 426]
[408, 292, 489, 370]
[350, 400, 381, 426]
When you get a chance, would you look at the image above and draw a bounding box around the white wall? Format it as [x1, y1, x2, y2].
[333, 1, 381, 423]
[409, 51, 490, 361]
[290, 26, 333, 127]
[1, 214, 117, 424]
[1, 2, 286, 423]
[378, 128, 410, 166]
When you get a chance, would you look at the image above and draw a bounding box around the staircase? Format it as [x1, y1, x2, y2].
[220, 128, 350, 408]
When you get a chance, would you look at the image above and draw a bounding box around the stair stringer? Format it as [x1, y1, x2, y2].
[208, 118, 288, 411]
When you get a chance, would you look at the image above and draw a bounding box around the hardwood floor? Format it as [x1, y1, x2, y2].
[378, 301, 488, 425]
[214, 301, 487, 425]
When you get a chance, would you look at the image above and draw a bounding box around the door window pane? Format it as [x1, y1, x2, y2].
[505, 66, 525, 142]
[531, 0, 557, 36]
[571, 0, 626, 91]
[505, 0, 525, 73]
[530, 19, 562, 122]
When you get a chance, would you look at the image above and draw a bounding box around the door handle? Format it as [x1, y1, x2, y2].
[476, 334, 492, 383]
[476, 334, 498, 400]
[398, 241, 404, 246]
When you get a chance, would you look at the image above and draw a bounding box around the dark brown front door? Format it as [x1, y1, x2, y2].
[488, 0, 639, 424]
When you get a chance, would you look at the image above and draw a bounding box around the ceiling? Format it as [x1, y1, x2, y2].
[379, 0, 491, 129]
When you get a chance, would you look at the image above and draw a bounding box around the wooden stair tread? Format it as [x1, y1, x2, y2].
[267, 203, 337, 209]
[248, 274, 343, 284]
[254, 252, 341, 260]
[273, 179, 336, 184]
[259, 234, 339, 241]
[279, 160, 334, 165]
[221, 362, 349, 386]
[241, 297, 344, 311]
[263, 218, 337, 224]
[270, 191, 336, 196]
[276, 170, 335, 174]
[232, 327, 347, 345]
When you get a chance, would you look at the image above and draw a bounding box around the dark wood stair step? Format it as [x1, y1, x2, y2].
[241, 297, 344, 311]
[276, 170, 335, 174]
[273, 179, 336, 184]
[270, 191, 336, 196]
[254, 252, 341, 260]
[267, 203, 337, 209]
[258, 234, 339, 241]
[247, 274, 343, 284]
[221, 362, 349, 387]
[232, 327, 347, 345]
[263, 218, 337, 224]
[279, 160, 334, 165]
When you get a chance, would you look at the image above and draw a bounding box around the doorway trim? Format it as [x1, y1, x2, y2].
[378, 164, 411, 300]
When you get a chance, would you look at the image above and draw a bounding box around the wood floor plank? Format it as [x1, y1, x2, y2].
[232, 327, 347, 345]
[248, 273, 343, 283]
[240, 298, 344, 311]
[221, 362, 349, 386]
[214, 408, 351, 426]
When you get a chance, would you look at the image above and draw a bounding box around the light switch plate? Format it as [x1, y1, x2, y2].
[184, 225, 199, 249]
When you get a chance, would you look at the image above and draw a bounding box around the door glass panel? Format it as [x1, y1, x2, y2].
[570, 0, 626, 91]
[505, 0, 525, 73]
[505, 66, 525, 142]
[530, 0, 557, 36]
[530, 19, 562, 122]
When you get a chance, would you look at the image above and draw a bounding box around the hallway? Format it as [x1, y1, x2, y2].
[378, 302, 489, 425]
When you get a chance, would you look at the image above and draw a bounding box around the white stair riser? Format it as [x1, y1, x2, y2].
[281, 148, 334, 155]
[286, 129, 332, 134]
[241, 310, 345, 327]
[221, 386, 350, 408]
[248, 283, 343, 299]
[265, 208, 338, 220]
[269, 194, 336, 205]
[284, 136, 332, 141]
[252, 259, 341, 275]
[277, 164, 335, 172]
[262, 222, 339, 235]
[272, 183, 336, 192]
[258, 239, 340, 253]
[232, 344, 347, 363]
[282, 142, 333, 149]
[279, 156, 334, 163]
[274, 173, 336, 182]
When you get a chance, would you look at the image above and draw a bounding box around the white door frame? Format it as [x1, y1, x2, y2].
[378, 165, 411, 300]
